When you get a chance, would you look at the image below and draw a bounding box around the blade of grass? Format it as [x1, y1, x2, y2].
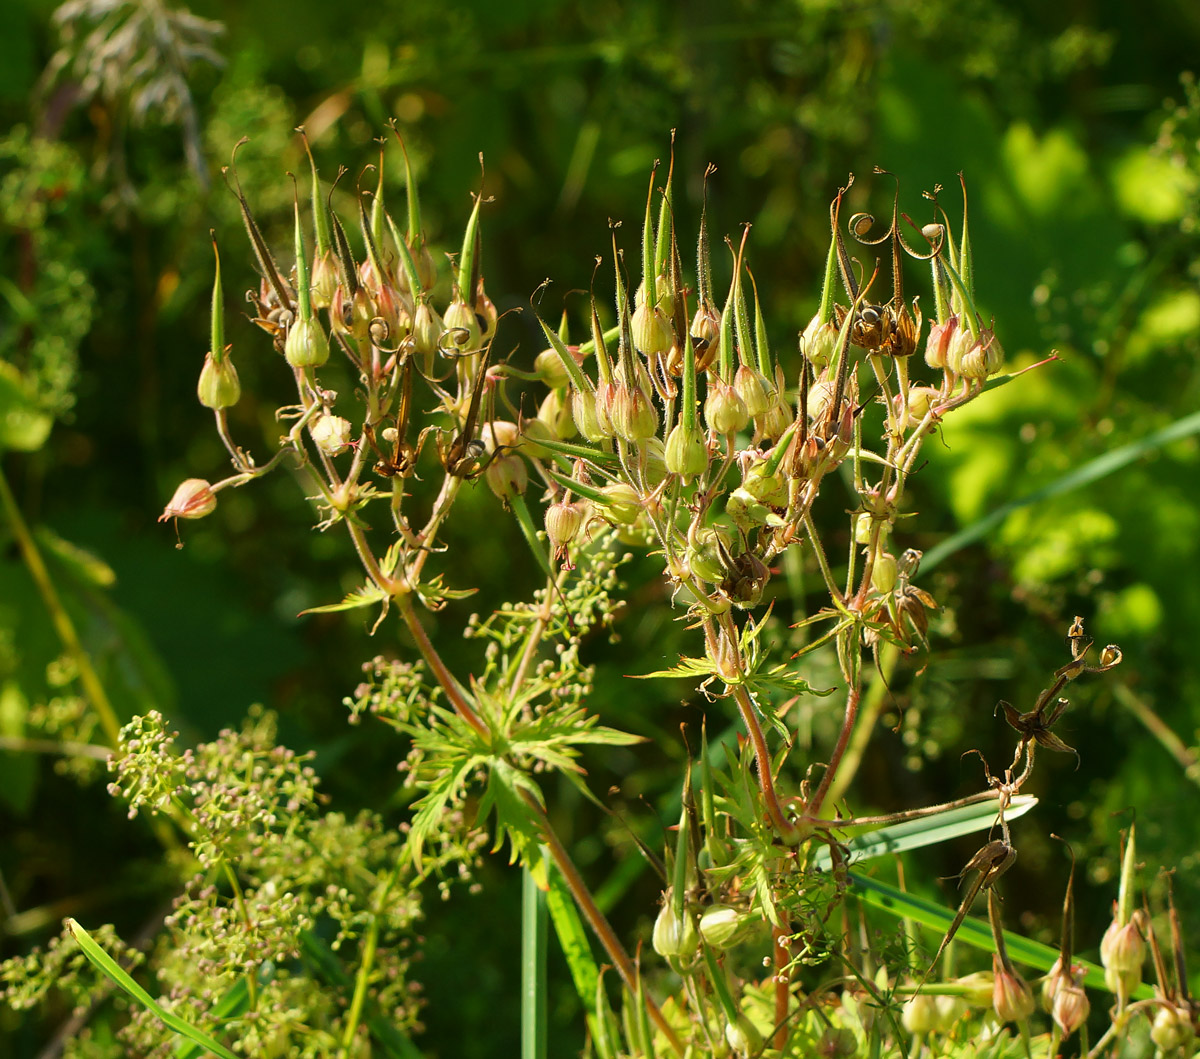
[811, 795, 1038, 872]
[66, 919, 239, 1059]
[923, 408, 1200, 572]
[846, 874, 1153, 999]
[522, 862, 548, 1059]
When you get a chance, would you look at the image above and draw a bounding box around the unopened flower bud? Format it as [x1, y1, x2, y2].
[198, 351, 241, 409]
[934, 995, 966, 1030]
[921, 314, 960, 372]
[610, 381, 658, 442]
[652, 902, 697, 959]
[159, 479, 216, 522]
[571, 388, 608, 442]
[705, 379, 750, 435]
[992, 955, 1035, 1023]
[312, 414, 352, 456]
[598, 482, 641, 526]
[1100, 911, 1146, 976]
[953, 971, 997, 1007]
[285, 316, 331, 369]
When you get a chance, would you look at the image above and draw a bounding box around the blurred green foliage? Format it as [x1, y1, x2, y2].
[1, 0, 1199, 1055]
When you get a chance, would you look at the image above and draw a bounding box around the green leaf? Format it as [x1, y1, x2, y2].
[845, 873, 1154, 999]
[299, 584, 388, 616]
[546, 862, 600, 1005]
[635, 655, 714, 682]
[66, 919, 239, 1059]
[811, 794, 1039, 872]
[924, 408, 1200, 572]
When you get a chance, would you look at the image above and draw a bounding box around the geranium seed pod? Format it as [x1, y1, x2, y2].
[538, 388, 576, 440]
[733, 364, 771, 418]
[800, 313, 838, 370]
[198, 351, 241, 410]
[285, 317, 331, 369]
[704, 379, 749, 435]
[485, 452, 528, 502]
[991, 955, 1035, 1023]
[535, 347, 572, 389]
[871, 551, 898, 593]
[651, 902, 697, 959]
[664, 422, 708, 478]
[901, 993, 938, 1035]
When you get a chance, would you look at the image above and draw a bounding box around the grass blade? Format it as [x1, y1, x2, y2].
[66, 919, 239, 1059]
[522, 862, 548, 1059]
[811, 794, 1038, 872]
[846, 873, 1153, 999]
[923, 408, 1200, 572]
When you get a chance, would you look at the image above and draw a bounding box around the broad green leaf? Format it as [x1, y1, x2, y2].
[811, 794, 1038, 872]
[66, 919, 239, 1059]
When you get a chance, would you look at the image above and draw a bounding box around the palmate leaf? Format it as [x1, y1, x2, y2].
[635, 655, 715, 682]
[299, 584, 388, 616]
[407, 755, 484, 872]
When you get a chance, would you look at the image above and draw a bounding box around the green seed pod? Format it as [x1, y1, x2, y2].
[800, 313, 838, 371]
[741, 462, 787, 508]
[901, 994, 938, 1035]
[610, 380, 658, 442]
[598, 482, 640, 526]
[704, 379, 750, 435]
[570, 387, 608, 442]
[631, 297, 672, 357]
[538, 388, 576, 440]
[443, 298, 481, 354]
[412, 301, 443, 376]
[285, 316, 331, 369]
[871, 551, 898, 593]
[1151, 1005, 1194, 1053]
[733, 364, 771, 418]
[665, 422, 709, 478]
[311, 249, 338, 310]
[726, 487, 783, 532]
[485, 452, 528, 502]
[651, 902, 697, 959]
[697, 905, 746, 950]
[546, 500, 586, 559]
[535, 347, 572, 389]
[756, 396, 792, 442]
[924, 315, 956, 370]
[991, 957, 1034, 1023]
[197, 350, 241, 410]
[724, 1015, 763, 1055]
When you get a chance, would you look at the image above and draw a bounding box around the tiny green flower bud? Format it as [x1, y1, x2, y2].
[198, 350, 241, 410]
[485, 452, 528, 502]
[757, 396, 792, 442]
[901, 994, 938, 1035]
[159, 479, 216, 522]
[665, 423, 709, 478]
[312, 414, 352, 456]
[705, 379, 750, 435]
[651, 902, 697, 959]
[944, 321, 973, 376]
[800, 314, 838, 371]
[992, 955, 1035, 1023]
[734, 365, 771, 418]
[285, 316, 331, 369]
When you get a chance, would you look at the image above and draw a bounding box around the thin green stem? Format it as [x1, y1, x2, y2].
[807, 683, 862, 818]
[0, 466, 123, 749]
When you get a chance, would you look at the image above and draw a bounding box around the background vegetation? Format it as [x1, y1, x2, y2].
[1, 0, 1199, 1055]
